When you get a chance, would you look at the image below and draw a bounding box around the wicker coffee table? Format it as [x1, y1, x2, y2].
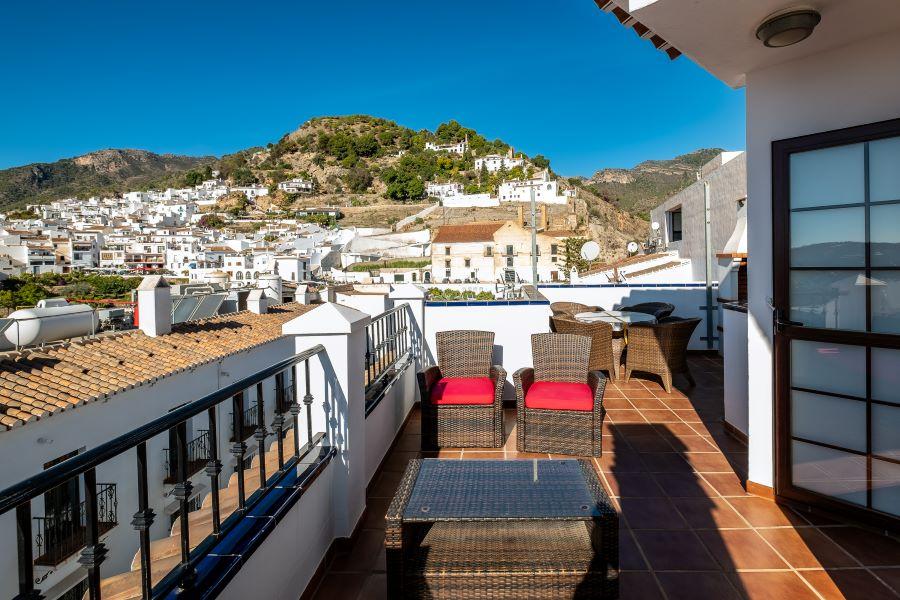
[386, 459, 619, 599]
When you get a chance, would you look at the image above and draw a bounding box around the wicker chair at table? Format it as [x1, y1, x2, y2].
[514, 333, 607, 457]
[624, 316, 701, 393]
[549, 301, 602, 316]
[618, 301, 675, 320]
[418, 330, 505, 450]
[550, 315, 618, 380]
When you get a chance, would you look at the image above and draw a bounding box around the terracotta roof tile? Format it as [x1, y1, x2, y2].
[432, 222, 504, 244]
[0, 302, 316, 432]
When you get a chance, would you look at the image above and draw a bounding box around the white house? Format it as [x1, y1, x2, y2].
[498, 171, 568, 205]
[277, 178, 315, 194]
[474, 154, 524, 173]
[424, 137, 468, 155]
[425, 182, 462, 199]
[600, 0, 900, 529]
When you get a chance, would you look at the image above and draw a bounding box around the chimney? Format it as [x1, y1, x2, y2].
[247, 288, 268, 314]
[137, 275, 171, 337]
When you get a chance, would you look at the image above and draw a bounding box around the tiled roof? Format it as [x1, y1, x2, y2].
[0, 302, 317, 432]
[432, 222, 504, 244]
[580, 252, 666, 276]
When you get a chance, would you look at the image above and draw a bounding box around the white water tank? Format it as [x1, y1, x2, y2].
[205, 270, 230, 287]
[5, 304, 99, 347]
[257, 273, 282, 303]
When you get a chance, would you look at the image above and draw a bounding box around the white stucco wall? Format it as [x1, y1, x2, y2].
[744, 29, 900, 488]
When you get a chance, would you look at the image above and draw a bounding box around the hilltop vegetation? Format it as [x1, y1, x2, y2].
[582, 148, 723, 218]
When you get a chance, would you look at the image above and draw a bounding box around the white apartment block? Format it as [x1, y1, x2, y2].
[498, 171, 568, 205]
[424, 139, 468, 155]
[474, 154, 524, 173]
[425, 182, 462, 199]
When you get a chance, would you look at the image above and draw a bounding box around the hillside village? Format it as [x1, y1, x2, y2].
[0, 117, 661, 291]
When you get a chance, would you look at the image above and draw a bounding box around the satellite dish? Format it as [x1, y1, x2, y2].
[651, 221, 660, 232]
[627, 241, 639, 255]
[580, 241, 600, 261]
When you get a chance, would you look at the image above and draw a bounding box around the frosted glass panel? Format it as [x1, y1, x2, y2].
[871, 271, 900, 334]
[792, 440, 867, 506]
[790, 208, 865, 267]
[872, 348, 900, 405]
[872, 404, 900, 460]
[791, 144, 865, 209]
[872, 459, 900, 517]
[791, 340, 866, 397]
[870, 136, 900, 202]
[789, 270, 866, 331]
[870, 203, 900, 267]
[791, 391, 865, 451]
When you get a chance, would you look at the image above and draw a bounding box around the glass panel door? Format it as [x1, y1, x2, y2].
[774, 122, 900, 528]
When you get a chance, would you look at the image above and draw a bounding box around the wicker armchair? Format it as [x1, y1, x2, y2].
[549, 315, 617, 380]
[549, 301, 602, 316]
[618, 302, 675, 320]
[624, 317, 701, 393]
[514, 333, 607, 456]
[418, 330, 505, 450]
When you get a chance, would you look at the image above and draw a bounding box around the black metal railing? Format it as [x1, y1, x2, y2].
[364, 304, 412, 407]
[164, 430, 211, 484]
[0, 344, 326, 600]
[229, 403, 259, 442]
[34, 483, 117, 566]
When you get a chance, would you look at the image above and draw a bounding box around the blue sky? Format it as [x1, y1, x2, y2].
[0, 0, 745, 176]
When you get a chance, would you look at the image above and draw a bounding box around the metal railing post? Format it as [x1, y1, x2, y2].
[231, 393, 247, 510]
[79, 468, 107, 600]
[205, 407, 222, 536]
[132, 443, 154, 600]
[173, 422, 195, 589]
[254, 382, 267, 490]
[16, 503, 42, 599]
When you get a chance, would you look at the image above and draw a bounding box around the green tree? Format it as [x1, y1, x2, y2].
[198, 214, 226, 228]
[231, 168, 257, 185]
[344, 166, 373, 193]
[532, 154, 551, 170]
[353, 133, 379, 157]
[16, 283, 49, 307]
[563, 237, 590, 279]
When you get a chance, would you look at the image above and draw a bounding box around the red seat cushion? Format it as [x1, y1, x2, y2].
[524, 381, 593, 412]
[431, 377, 495, 406]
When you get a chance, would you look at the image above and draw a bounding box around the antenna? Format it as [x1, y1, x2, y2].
[580, 240, 600, 262]
[627, 241, 639, 255]
[651, 221, 660, 232]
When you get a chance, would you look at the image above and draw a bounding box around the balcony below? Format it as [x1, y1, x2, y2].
[307, 356, 900, 600]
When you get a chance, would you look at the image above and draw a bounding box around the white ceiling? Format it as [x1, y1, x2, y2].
[616, 0, 900, 87]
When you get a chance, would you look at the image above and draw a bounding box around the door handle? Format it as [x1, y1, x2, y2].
[774, 308, 803, 331]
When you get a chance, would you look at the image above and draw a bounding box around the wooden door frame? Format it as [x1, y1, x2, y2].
[772, 116, 900, 532]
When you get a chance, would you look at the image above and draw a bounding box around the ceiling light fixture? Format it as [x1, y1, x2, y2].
[756, 9, 821, 47]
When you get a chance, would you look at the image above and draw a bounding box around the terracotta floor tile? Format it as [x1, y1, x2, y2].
[603, 397, 635, 409]
[652, 422, 698, 436]
[727, 571, 820, 600]
[605, 472, 665, 498]
[726, 496, 806, 527]
[640, 409, 682, 423]
[656, 571, 741, 600]
[460, 451, 505, 459]
[361, 498, 390, 530]
[870, 569, 900, 594]
[600, 449, 646, 473]
[367, 471, 404, 499]
[632, 530, 719, 571]
[629, 398, 668, 410]
[672, 496, 749, 530]
[618, 571, 664, 599]
[619, 529, 649, 570]
[822, 527, 900, 567]
[506, 451, 550, 459]
[621, 497, 688, 530]
[801, 569, 898, 600]
[671, 409, 703, 422]
[394, 434, 422, 451]
[757, 527, 858, 569]
[357, 573, 387, 600]
[639, 452, 693, 473]
[606, 409, 648, 424]
[380, 451, 419, 473]
[697, 528, 789, 570]
[702, 472, 749, 497]
[683, 452, 736, 473]
[651, 472, 717, 498]
[665, 434, 719, 453]
[311, 571, 368, 600]
[329, 529, 386, 573]
[624, 433, 674, 453]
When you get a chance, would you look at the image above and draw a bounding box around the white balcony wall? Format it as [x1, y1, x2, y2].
[722, 306, 749, 438]
[364, 365, 417, 483]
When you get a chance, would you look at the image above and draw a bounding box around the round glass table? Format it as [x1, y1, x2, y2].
[574, 310, 657, 331]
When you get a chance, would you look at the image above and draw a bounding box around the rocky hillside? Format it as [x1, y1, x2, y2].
[0, 149, 213, 210]
[583, 148, 723, 218]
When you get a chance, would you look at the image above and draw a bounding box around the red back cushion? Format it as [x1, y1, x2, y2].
[524, 381, 593, 412]
[431, 377, 495, 406]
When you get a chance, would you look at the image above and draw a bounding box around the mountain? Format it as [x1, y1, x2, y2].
[583, 148, 724, 218]
[0, 149, 214, 210]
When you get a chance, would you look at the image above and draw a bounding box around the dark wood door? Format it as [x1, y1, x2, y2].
[772, 117, 900, 531]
